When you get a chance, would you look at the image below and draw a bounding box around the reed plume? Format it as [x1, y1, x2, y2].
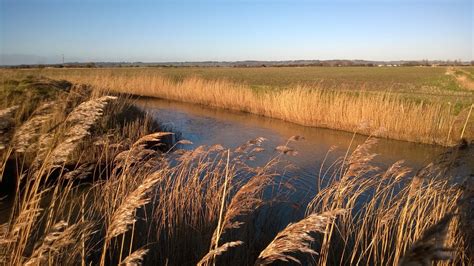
[120, 247, 149, 266]
[106, 172, 162, 240]
[23, 221, 81, 266]
[197, 241, 244, 266]
[275, 145, 297, 156]
[100, 171, 162, 266]
[111, 132, 172, 177]
[132, 132, 173, 148]
[31, 96, 116, 171]
[12, 102, 56, 153]
[255, 209, 345, 265]
[45, 95, 117, 167]
[62, 162, 96, 180]
[211, 169, 274, 247]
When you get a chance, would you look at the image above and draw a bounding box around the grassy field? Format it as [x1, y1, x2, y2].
[3, 66, 471, 145]
[3, 67, 474, 107]
[0, 76, 472, 265]
[119, 66, 449, 88]
[5, 66, 473, 93]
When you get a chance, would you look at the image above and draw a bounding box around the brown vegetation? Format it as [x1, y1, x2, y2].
[7, 69, 472, 145]
[0, 76, 472, 265]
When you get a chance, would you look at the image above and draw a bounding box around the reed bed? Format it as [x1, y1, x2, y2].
[22, 69, 473, 145]
[0, 76, 472, 265]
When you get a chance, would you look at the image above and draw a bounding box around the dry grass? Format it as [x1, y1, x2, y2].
[399, 213, 455, 265]
[0, 76, 472, 265]
[120, 247, 149, 266]
[0, 106, 18, 150]
[101, 171, 162, 266]
[23, 220, 84, 266]
[11, 69, 473, 145]
[197, 241, 244, 266]
[306, 138, 470, 265]
[12, 101, 58, 153]
[256, 209, 345, 265]
[211, 159, 276, 247]
[33, 95, 117, 172]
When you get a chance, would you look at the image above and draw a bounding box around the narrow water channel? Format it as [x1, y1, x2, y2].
[135, 97, 446, 188]
[1, 98, 446, 222]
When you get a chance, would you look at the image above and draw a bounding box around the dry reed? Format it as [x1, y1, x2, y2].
[12, 101, 57, 153]
[30, 70, 474, 145]
[197, 241, 244, 266]
[120, 247, 149, 266]
[211, 165, 275, 247]
[38, 95, 117, 168]
[0, 76, 471, 265]
[100, 171, 162, 266]
[256, 209, 345, 265]
[398, 213, 455, 265]
[23, 221, 81, 265]
[105, 172, 161, 240]
[0, 105, 18, 150]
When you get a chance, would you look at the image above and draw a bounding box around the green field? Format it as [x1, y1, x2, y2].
[123, 66, 464, 92]
[151, 66, 474, 106]
[4, 66, 465, 90]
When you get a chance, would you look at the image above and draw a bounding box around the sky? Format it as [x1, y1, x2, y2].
[0, 0, 472, 65]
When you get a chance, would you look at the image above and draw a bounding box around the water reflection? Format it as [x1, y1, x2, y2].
[135, 98, 445, 185]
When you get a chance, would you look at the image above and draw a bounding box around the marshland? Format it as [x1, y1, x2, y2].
[1, 0, 474, 265]
[0, 66, 473, 265]
[3, 66, 474, 145]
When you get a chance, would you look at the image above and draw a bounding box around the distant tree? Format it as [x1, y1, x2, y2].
[402, 61, 421, 66]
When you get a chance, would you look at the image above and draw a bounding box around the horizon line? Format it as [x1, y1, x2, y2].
[1, 58, 473, 67]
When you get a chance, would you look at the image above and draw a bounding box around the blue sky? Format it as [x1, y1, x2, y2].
[0, 0, 472, 64]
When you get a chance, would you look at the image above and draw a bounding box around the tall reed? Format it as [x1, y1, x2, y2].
[0, 76, 471, 265]
[32, 69, 473, 145]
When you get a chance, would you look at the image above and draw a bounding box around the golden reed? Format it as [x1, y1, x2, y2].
[2, 68, 472, 145]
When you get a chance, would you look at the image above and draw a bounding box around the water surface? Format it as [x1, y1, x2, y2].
[136, 98, 445, 187]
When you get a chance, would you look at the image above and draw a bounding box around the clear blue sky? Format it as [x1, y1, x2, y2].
[0, 0, 472, 64]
